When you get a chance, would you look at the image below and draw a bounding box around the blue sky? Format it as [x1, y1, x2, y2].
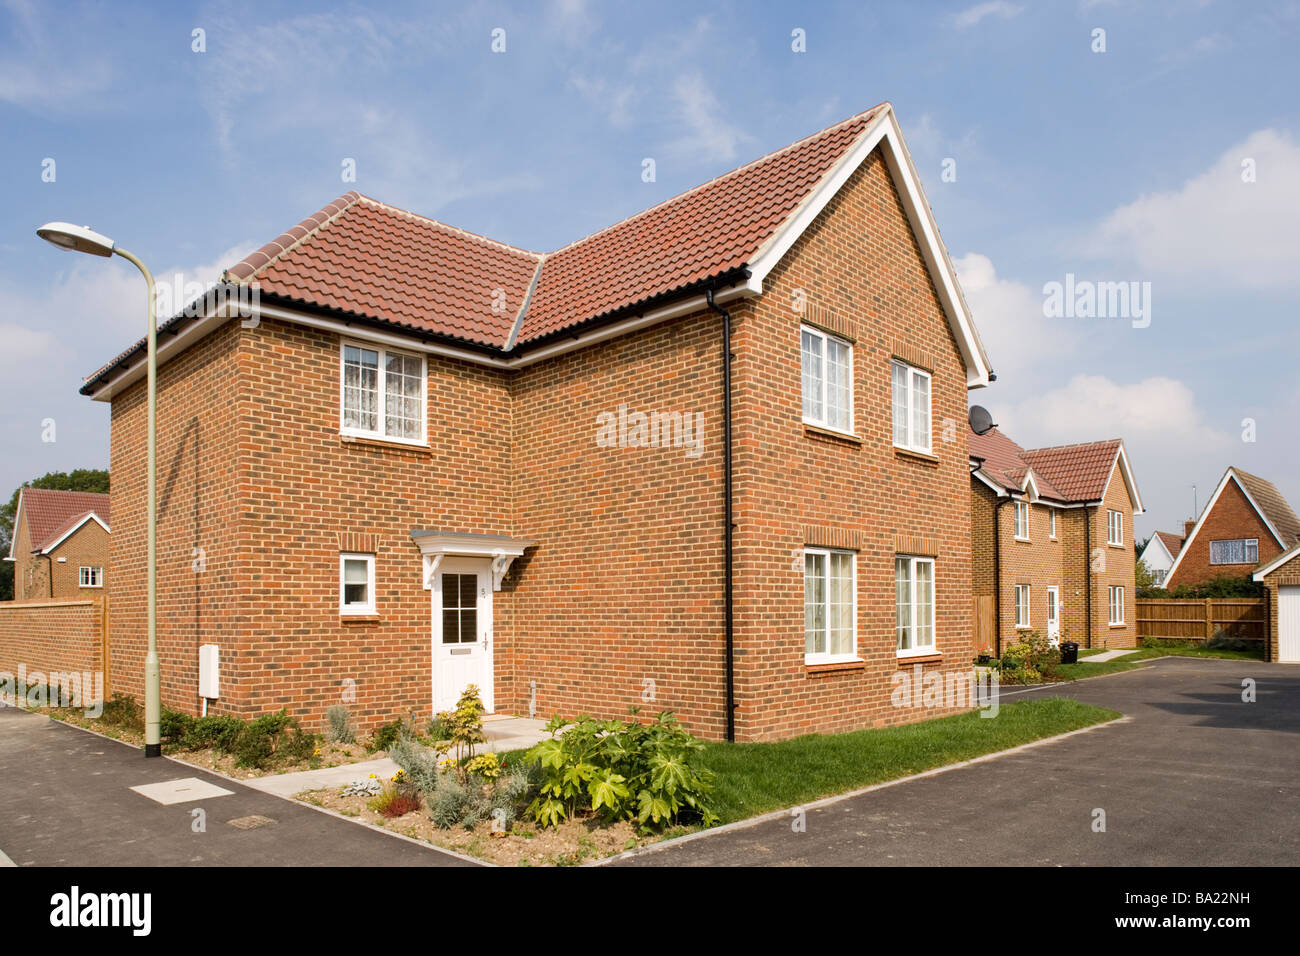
[2, 0, 1298, 542]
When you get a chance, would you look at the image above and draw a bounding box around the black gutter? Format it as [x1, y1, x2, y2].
[705, 288, 736, 743]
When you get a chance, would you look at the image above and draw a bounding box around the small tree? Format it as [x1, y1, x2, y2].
[434, 684, 487, 780]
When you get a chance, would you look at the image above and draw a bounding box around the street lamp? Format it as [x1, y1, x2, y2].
[38, 222, 161, 758]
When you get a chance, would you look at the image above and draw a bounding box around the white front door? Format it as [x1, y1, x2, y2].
[1280, 586, 1300, 663]
[432, 558, 494, 713]
[1046, 586, 1060, 645]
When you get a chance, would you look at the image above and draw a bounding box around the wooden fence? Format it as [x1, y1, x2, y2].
[1135, 598, 1266, 643]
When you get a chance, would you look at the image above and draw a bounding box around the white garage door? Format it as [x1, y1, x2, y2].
[1281, 586, 1300, 663]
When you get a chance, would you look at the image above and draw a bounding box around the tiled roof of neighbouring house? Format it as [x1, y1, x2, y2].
[1154, 530, 1184, 558]
[13, 489, 110, 553]
[1231, 468, 1300, 548]
[970, 426, 1124, 505]
[83, 103, 892, 390]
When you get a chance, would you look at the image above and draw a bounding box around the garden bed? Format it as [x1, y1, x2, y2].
[298, 786, 652, 866]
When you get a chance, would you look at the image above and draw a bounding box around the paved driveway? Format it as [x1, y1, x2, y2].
[0, 706, 474, 867]
[613, 657, 1300, 866]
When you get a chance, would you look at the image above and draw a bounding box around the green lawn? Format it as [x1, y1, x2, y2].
[699, 698, 1118, 824]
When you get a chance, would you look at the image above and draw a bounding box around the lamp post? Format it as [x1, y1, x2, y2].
[37, 222, 161, 758]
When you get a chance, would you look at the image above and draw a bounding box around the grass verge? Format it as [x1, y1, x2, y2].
[699, 698, 1118, 824]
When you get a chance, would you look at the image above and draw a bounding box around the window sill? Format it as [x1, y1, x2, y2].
[896, 652, 942, 665]
[1108, 542, 1125, 549]
[1014, 536, 1031, 543]
[1015, 624, 1033, 630]
[803, 423, 863, 445]
[805, 657, 866, 675]
[340, 434, 431, 455]
[894, 445, 938, 465]
[1108, 623, 1127, 629]
[340, 614, 381, 624]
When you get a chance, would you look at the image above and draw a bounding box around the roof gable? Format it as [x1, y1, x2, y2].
[12, 489, 111, 554]
[969, 427, 1140, 510]
[1167, 466, 1300, 582]
[82, 102, 993, 397]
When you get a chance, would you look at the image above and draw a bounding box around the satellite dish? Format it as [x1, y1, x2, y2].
[969, 405, 996, 435]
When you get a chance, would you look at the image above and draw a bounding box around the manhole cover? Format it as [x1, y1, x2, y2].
[227, 815, 277, 830]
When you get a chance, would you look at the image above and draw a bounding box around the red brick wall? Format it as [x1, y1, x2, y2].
[1167, 479, 1285, 590]
[1091, 472, 1138, 648]
[46, 521, 110, 599]
[728, 147, 975, 741]
[0, 598, 105, 702]
[109, 318, 244, 717]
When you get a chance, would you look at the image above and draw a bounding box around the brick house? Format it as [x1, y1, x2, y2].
[4, 489, 110, 601]
[1164, 466, 1300, 591]
[80, 103, 997, 742]
[970, 427, 1143, 653]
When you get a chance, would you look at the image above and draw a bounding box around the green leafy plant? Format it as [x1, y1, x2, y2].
[99, 693, 143, 730]
[159, 708, 195, 744]
[524, 710, 718, 831]
[432, 685, 487, 775]
[368, 719, 403, 753]
[368, 780, 423, 818]
[183, 714, 245, 752]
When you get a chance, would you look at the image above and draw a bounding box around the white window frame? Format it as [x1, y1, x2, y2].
[79, 566, 103, 588]
[1209, 538, 1259, 566]
[339, 553, 376, 615]
[803, 547, 858, 664]
[1107, 509, 1123, 546]
[1015, 584, 1031, 629]
[1014, 501, 1030, 541]
[1108, 585, 1125, 625]
[891, 360, 932, 454]
[339, 339, 428, 446]
[895, 555, 937, 657]
[1049, 510, 1057, 539]
[800, 325, 854, 435]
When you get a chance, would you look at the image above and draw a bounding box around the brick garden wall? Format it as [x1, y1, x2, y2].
[0, 598, 105, 702]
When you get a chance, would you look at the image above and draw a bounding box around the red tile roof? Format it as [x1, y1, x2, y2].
[1154, 530, 1184, 558]
[1232, 468, 1300, 548]
[83, 104, 891, 390]
[15, 489, 111, 553]
[970, 426, 1121, 504]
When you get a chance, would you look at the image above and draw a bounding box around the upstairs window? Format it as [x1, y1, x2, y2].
[1107, 510, 1124, 546]
[1049, 511, 1057, 539]
[79, 566, 103, 588]
[1014, 501, 1030, 540]
[891, 360, 931, 453]
[1210, 538, 1258, 565]
[341, 342, 425, 444]
[801, 327, 853, 433]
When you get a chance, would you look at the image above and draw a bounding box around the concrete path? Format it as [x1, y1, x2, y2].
[611, 657, 1300, 867]
[0, 706, 476, 866]
[1085, 648, 1140, 662]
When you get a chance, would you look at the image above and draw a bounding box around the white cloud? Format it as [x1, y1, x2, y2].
[949, 2, 1024, 29]
[0, 324, 54, 374]
[1088, 129, 1300, 291]
[0, 0, 114, 111]
[662, 73, 750, 164]
[954, 252, 1082, 385]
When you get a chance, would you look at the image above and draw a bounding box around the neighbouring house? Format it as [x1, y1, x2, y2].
[80, 102, 997, 742]
[970, 427, 1143, 653]
[1138, 531, 1183, 587]
[3, 489, 110, 601]
[1252, 543, 1300, 663]
[1164, 466, 1300, 591]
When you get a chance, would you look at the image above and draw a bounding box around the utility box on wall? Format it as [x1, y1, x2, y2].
[198, 644, 220, 699]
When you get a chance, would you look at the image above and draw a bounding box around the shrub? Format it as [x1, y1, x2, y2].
[524, 710, 718, 830]
[183, 714, 244, 752]
[278, 726, 317, 763]
[368, 719, 403, 754]
[388, 735, 443, 795]
[999, 631, 1060, 682]
[429, 774, 470, 829]
[160, 708, 195, 744]
[369, 781, 422, 818]
[233, 710, 313, 769]
[100, 693, 143, 730]
[426, 714, 452, 741]
[432, 685, 487, 773]
[342, 776, 383, 797]
[1206, 632, 1254, 651]
[324, 705, 355, 744]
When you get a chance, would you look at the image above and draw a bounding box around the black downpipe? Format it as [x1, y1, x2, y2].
[1085, 506, 1093, 649]
[993, 498, 1006, 657]
[706, 288, 736, 743]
